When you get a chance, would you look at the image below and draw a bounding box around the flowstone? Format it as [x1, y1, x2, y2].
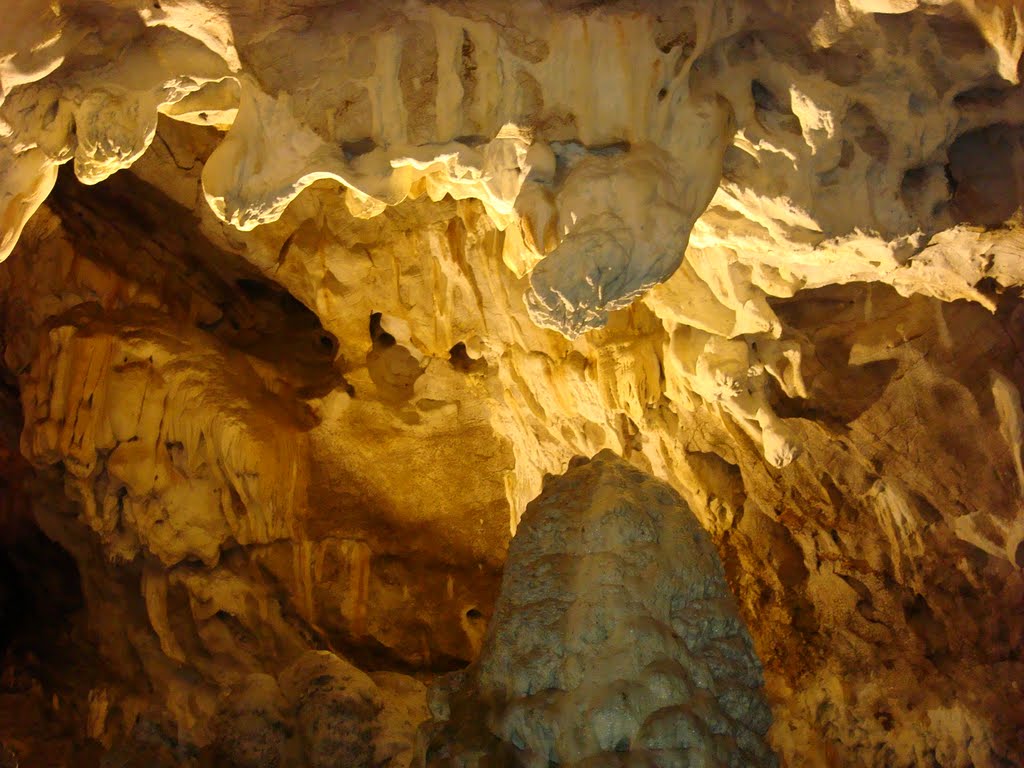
[417, 450, 775, 768]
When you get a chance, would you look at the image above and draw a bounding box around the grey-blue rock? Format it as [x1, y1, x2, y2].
[417, 450, 776, 768]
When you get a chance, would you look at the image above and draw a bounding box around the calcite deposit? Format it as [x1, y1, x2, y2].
[0, 0, 1023, 766]
[418, 451, 775, 767]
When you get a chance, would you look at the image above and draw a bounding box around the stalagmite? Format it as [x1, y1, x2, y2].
[418, 451, 776, 767]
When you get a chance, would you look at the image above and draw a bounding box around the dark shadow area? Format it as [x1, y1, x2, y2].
[448, 341, 487, 374]
[947, 123, 1024, 227]
[769, 284, 901, 427]
[0, 366, 103, 768]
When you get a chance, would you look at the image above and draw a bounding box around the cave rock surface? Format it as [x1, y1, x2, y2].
[418, 450, 776, 768]
[0, 1, 1023, 767]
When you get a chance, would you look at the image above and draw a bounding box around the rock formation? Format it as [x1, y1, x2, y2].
[418, 450, 775, 767]
[212, 651, 429, 768]
[0, 0, 1022, 766]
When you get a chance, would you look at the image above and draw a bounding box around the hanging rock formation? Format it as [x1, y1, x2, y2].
[0, 0, 1023, 766]
[418, 450, 775, 767]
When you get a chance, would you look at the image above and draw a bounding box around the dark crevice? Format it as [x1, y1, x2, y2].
[947, 123, 1024, 228]
[449, 342, 486, 373]
[0, 366, 98, 764]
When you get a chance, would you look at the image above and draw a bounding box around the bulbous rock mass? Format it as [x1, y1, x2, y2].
[419, 451, 775, 768]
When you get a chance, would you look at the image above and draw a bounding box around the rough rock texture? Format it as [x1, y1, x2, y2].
[279, 651, 383, 768]
[0, 1, 1023, 767]
[5, 0, 1024, 467]
[418, 450, 775, 767]
[211, 651, 427, 768]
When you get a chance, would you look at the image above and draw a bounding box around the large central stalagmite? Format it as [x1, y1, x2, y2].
[419, 451, 775, 767]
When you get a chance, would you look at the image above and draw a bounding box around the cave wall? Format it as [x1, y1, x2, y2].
[1, 1, 1023, 766]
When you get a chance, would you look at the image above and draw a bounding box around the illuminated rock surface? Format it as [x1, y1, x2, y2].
[0, 1, 1022, 766]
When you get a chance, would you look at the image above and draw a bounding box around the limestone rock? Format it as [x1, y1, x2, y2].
[212, 674, 296, 768]
[419, 451, 775, 768]
[526, 141, 730, 337]
[6, 0, 1021, 473]
[372, 672, 432, 768]
[211, 654, 427, 768]
[279, 651, 383, 768]
[0, 1, 1023, 766]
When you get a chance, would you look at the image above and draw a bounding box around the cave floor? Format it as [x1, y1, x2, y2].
[0, 615, 103, 768]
